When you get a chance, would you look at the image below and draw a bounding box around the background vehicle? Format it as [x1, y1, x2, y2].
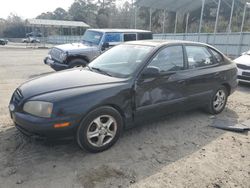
[26, 31, 42, 38]
[10, 40, 237, 152]
[44, 29, 153, 71]
[0, 39, 8, 45]
[22, 37, 40, 43]
[234, 51, 250, 83]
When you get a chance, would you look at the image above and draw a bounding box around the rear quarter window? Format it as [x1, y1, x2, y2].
[209, 48, 224, 63]
[124, 34, 137, 41]
[137, 33, 153, 40]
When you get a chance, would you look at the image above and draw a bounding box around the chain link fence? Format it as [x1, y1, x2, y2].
[154, 32, 250, 58]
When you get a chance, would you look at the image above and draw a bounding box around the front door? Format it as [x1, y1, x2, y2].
[135, 45, 189, 119]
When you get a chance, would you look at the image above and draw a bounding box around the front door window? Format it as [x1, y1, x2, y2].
[148, 45, 184, 72]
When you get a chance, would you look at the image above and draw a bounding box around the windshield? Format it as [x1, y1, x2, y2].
[88, 44, 154, 77]
[82, 30, 103, 45]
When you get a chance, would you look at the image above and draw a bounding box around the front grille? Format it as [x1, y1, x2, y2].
[242, 72, 250, 77]
[237, 64, 250, 70]
[238, 75, 250, 81]
[12, 89, 23, 105]
[49, 48, 62, 61]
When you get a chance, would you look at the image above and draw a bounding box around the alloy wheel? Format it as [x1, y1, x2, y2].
[213, 89, 226, 112]
[86, 115, 117, 147]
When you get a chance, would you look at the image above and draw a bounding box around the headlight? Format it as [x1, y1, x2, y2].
[23, 101, 53, 118]
[59, 52, 67, 61]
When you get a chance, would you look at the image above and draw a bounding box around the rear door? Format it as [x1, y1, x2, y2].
[183, 45, 222, 106]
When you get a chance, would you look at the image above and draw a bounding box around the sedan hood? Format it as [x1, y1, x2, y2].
[19, 69, 125, 99]
[56, 43, 95, 52]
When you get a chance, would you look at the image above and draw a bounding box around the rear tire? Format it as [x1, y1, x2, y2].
[206, 86, 228, 114]
[68, 58, 88, 69]
[76, 106, 123, 153]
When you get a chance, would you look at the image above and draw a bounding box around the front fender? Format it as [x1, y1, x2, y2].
[30, 83, 133, 126]
[66, 54, 90, 64]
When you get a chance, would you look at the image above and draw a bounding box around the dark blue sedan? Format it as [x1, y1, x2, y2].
[9, 40, 238, 152]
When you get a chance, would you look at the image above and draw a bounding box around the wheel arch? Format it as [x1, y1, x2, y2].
[106, 104, 126, 121]
[78, 104, 126, 129]
[66, 55, 89, 64]
[76, 104, 124, 152]
[222, 83, 231, 95]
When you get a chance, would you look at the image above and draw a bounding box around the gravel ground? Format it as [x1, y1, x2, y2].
[0, 47, 249, 188]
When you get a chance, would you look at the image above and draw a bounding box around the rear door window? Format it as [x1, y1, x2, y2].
[104, 33, 122, 43]
[185, 46, 216, 69]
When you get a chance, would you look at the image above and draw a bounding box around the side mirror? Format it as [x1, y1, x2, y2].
[101, 42, 109, 51]
[141, 66, 160, 79]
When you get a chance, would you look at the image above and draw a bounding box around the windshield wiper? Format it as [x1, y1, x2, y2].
[91, 67, 113, 77]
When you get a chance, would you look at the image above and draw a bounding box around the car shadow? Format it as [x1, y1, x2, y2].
[238, 82, 250, 92]
[0, 107, 240, 187]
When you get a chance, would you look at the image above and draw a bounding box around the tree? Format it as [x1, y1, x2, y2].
[53, 8, 70, 20]
[97, 0, 116, 9]
[30, 0, 250, 33]
[0, 18, 7, 37]
[68, 0, 97, 27]
[111, 1, 133, 28]
[96, 0, 117, 28]
[36, 8, 72, 20]
[36, 12, 55, 20]
[3, 13, 25, 38]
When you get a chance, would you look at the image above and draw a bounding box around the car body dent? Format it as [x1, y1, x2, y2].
[17, 69, 133, 126]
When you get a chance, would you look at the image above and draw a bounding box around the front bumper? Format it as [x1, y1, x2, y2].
[237, 68, 250, 83]
[44, 57, 68, 71]
[11, 111, 80, 139]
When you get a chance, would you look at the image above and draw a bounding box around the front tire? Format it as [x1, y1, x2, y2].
[68, 58, 88, 69]
[76, 106, 123, 153]
[207, 86, 228, 114]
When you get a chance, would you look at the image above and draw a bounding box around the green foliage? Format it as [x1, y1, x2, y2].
[1, 0, 250, 38]
[1, 14, 25, 37]
[37, 8, 72, 20]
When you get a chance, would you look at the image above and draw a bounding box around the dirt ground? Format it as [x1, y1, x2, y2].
[0, 47, 249, 188]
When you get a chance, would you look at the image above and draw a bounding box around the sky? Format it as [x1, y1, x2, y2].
[0, 0, 75, 19]
[0, 0, 128, 20]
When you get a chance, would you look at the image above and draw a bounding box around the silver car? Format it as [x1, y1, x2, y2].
[44, 29, 152, 71]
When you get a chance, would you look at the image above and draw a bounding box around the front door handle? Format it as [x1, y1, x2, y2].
[214, 72, 220, 78]
[177, 80, 186, 84]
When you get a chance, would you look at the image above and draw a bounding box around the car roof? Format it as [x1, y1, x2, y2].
[87, 28, 152, 33]
[125, 40, 213, 48]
